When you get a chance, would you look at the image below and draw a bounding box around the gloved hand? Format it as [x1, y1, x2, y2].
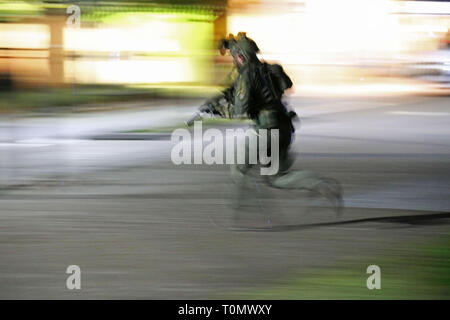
[287, 110, 298, 120]
[199, 102, 214, 114]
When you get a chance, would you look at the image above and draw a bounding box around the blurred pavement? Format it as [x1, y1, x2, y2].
[0, 93, 449, 299]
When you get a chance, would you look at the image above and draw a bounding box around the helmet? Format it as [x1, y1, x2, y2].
[218, 32, 259, 64]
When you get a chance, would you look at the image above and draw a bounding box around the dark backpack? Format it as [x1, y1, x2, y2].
[258, 62, 293, 101]
[257, 63, 298, 125]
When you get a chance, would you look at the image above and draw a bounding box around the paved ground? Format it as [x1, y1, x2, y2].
[0, 94, 449, 299]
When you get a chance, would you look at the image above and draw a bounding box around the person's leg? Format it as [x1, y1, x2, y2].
[266, 127, 344, 214]
[230, 128, 254, 210]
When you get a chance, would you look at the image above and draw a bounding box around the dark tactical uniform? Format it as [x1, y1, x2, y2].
[207, 36, 295, 175]
[204, 34, 343, 213]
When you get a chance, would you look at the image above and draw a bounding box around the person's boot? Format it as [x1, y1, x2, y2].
[316, 178, 344, 216]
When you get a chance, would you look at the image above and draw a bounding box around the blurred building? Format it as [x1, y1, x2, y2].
[227, 0, 450, 88]
[0, 0, 227, 89]
[0, 0, 449, 90]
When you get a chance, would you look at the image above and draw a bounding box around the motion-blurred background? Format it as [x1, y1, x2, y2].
[0, 0, 449, 105]
[0, 0, 449, 299]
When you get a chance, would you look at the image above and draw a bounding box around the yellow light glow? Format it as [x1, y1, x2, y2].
[65, 59, 192, 84]
[0, 24, 49, 49]
[229, 0, 401, 57]
[64, 25, 180, 53]
[62, 14, 210, 84]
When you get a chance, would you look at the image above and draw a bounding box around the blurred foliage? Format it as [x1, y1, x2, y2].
[229, 235, 450, 299]
[0, 0, 226, 20]
[0, 84, 219, 114]
[127, 117, 250, 133]
[0, 0, 43, 21]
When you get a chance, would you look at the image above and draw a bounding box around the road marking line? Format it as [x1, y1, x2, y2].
[388, 111, 449, 116]
[298, 102, 398, 116]
[0, 143, 53, 148]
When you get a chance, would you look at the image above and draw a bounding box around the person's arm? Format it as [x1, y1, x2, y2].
[200, 82, 235, 119]
[231, 69, 252, 118]
[207, 84, 234, 106]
